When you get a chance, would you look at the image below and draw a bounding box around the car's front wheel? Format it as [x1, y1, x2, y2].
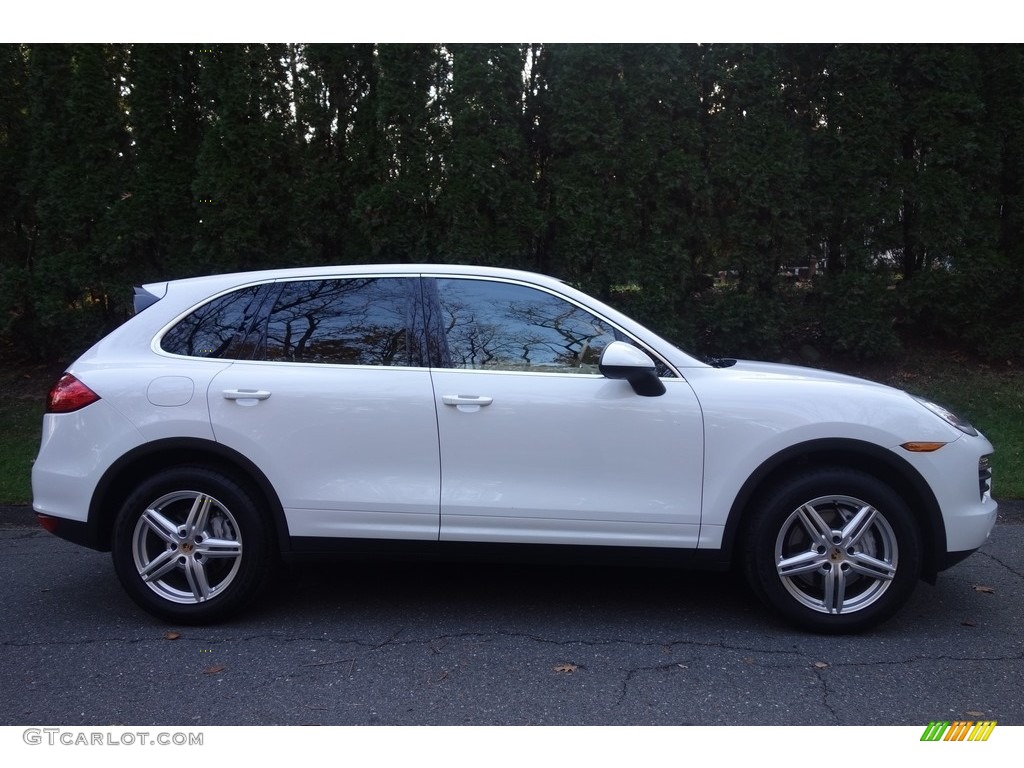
[745, 468, 922, 633]
[112, 467, 271, 624]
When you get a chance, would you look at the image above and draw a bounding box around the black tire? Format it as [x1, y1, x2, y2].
[111, 466, 272, 624]
[744, 468, 921, 634]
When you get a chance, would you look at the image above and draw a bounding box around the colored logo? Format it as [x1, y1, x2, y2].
[920, 721, 996, 741]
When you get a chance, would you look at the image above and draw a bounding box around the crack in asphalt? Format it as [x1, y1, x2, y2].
[978, 549, 1024, 580]
[4, 626, 1022, 668]
[4, 627, 1020, 726]
[811, 665, 841, 723]
[614, 663, 663, 708]
[9, 630, 1024, 667]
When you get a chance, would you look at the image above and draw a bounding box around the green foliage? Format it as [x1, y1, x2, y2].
[297, 44, 377, 264]
[191, 45, 309, 273]
[538, 43, 710, 337]
[813, 271, 901, 360]
[805, 45, 903, 273]
[692, 284, 803, 360]
[353, 44, 448, 263]
[1, 44, 1023, 365]
[23, 44, 132, 358]
[898, 258, 1024, 362]
[439, 44, 539, 267]
[0, 397, 39, 504]
[117, 44, 204, 280]
[0, 47, 32, 348]
[702, 45, 810, 293]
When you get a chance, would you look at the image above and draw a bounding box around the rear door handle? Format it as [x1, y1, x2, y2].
[223, 389, 272, 402]
[442, 395, 493, 407]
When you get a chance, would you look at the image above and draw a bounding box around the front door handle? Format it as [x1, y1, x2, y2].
[442, 395, 493, 407]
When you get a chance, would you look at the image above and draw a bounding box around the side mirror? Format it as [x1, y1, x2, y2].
[598, 341, 666, 397]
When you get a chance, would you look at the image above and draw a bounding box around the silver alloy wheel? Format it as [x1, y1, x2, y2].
[130, 490, 244, 604]
[774, 494, 899, 615]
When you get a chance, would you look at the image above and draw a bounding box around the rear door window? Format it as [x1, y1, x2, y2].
[263, 277, 421, 366]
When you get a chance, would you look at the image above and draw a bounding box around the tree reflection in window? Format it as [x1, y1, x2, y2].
[436, 279, 619, 373]
[161, 285, 267, 358]
[265, 278, 413, 366]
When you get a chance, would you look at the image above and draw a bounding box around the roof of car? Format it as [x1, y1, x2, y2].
[144, 263, 562, 291]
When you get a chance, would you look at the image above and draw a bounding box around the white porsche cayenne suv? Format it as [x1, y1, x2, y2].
[31, 264, 997, 632]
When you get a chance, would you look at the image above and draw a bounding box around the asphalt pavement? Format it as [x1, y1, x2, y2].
[2, 500, 1022, 726]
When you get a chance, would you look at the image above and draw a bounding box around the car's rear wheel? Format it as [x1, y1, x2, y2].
[112, 467, 271, 624]
[745, 468, 921, 633]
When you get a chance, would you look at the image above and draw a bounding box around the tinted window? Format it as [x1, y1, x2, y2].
[161, 285, 268, 359]
[264, 278, 415, 366]
[434, 279, 619, 374]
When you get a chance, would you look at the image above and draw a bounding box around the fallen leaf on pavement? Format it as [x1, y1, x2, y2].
[203, 665, 225, 675]
[554, 663, 578, 673]
[163, 631, 181, 640]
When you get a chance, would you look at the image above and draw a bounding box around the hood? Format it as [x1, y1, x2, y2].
[720, 359, 894, 390]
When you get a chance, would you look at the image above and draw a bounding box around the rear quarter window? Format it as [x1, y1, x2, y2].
[160, 285, 269, 358]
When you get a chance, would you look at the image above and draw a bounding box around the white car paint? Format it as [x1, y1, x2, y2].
[30, 264, 999, 630]
[208, 361, 441, 540]
[432, 369, 704, 547]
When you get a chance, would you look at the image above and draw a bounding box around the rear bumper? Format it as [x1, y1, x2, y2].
[34, 512, 107, 551]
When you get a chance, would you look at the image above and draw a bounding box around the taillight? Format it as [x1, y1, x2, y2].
[47, 374, 101, 413]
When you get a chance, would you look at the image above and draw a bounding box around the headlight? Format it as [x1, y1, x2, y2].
[912, 396, 978, 436]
